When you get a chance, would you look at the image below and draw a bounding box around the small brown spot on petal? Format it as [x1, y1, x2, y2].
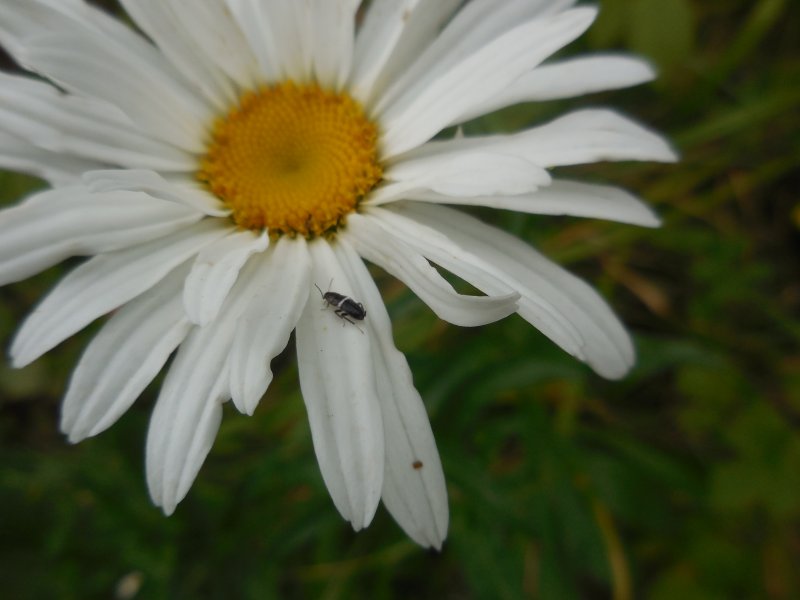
[412, 460, 423, 470]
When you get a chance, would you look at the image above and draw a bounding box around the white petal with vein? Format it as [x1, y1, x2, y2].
[183, 230, 268, 326]
[295, 240, 384, 530]
[455, 54, 656, 123]
[372, 151, 551, 204]
[61, 264, 192, 442]
[229, 237, 312, 415]
[0, 186, 203, 286]
[335, 239, 448, 549]
[401, 179, 661, 227]
[11, 221, 228, 368]
[146, 330, 228, 515]
[0, 131, 99, 184]
[308, 0, 359, 90]
[379, 8, 597, 156]
[18, 32, 210, 152]
[119, 0, 237, 110]
[0, 72, 194, 171]
[146, 256, 275, 514]
[82, 170, 229, 217]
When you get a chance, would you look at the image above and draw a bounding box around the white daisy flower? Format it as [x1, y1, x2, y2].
[0, 0, 676, 549]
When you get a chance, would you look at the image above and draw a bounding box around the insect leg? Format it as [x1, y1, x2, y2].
[334, 309, 355, 325]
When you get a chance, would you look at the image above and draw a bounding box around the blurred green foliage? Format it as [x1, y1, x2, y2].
[1, 0, 799, 598]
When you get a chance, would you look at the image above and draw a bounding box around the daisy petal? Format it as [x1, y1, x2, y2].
[346, 213, 519, 327]
[371, 151, 551, 204]
[10, 220, 228, 368]
[351, 0, 461, 104]
[295, 240, 384, 530]
[335, 239, 448, 550]
[82, 170, 230, 217]
[118, 0, 238, 110]
[18, 32, 210, 152]
[401, 179, 661, 227]
[145, 330, 227, 515]
[0, 72, 195, 172]
[0, 0, 158, 64]
[0, 130, 99, 184]
[61, 264, 192, 443]
[379, 7, 598, 156]
[10, 0, 213, 125]
[402, 108, 678, 168]
[308, 0, 359, 90]
[398, 203, 636, 378]
[0, 186, 204, 286]
[455, 54, 656, 123]
[229, 237, 312, 415]
[183, 230, 269, 326]
[227, 0, 311, 83]
[366, 205, 587, 361]
[29, 0, 176, 63]
[513, 109, 679, 166]
[146, 256, 273, 514]
[374, 0, 574, 114]
[174, 0, 260, 90]
[224, 0, 282, 82]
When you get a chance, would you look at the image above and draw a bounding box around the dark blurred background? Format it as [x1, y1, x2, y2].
[1, 0, 799, 598]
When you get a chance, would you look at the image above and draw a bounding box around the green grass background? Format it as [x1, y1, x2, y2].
[1, 0, 799, 598]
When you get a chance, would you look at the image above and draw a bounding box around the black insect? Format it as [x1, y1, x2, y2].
[315, 281, 367, 326]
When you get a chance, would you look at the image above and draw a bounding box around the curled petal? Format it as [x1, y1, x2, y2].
[395, 203, 636, 378]
[366, 205, 589, 363]
[346, 213, 519, 327]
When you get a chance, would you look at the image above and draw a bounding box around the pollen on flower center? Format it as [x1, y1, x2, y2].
[198, 82, 383, 237]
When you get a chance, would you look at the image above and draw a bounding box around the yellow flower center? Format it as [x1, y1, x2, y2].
[199, 82, 382, 237]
